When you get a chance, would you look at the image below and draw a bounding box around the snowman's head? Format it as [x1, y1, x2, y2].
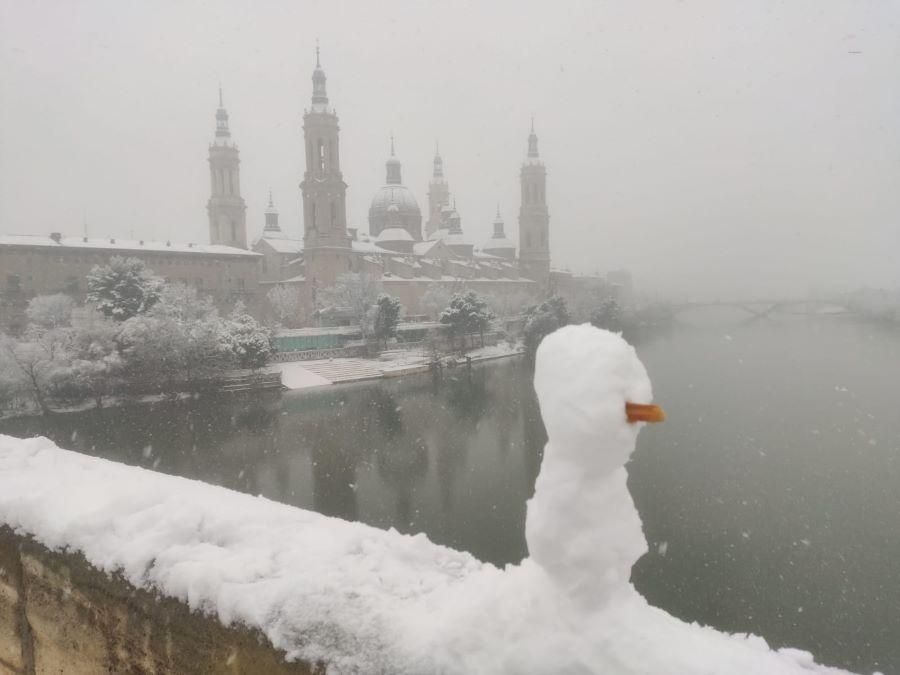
[534, 324, 664, 475]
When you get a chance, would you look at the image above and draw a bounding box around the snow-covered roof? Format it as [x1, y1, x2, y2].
[376, 227, 414, 243]
[413, 240, 441, 256]
[261, 274, 306, 285]
[482, 237, 515, 252]
[431, 229, 468, 246]
[256, 236, 304, 254]
[351, 238, 393, 255]
[0, 234, 259, 257]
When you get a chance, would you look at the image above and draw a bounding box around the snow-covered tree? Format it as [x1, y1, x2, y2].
[373, 294, 403, 348]
[590, 298, 623, 332]
[321, 272, 382, 339]
[266, 284, 305, 327]
[25, 294, 75, 329]
[0, 326, 74, 414]
[0, 346, 23, 412]
[149, 282, 218, 324]
[440, 291, 495, 351]
[53, 323, 123, 408]
[222, 302, 275, 370]
[421, 285, 457, 321]
[484, 290, 532, 319]
[117, 314, 229, 395]
[86, 256, 163, 321]
[523, 296, 570, 358]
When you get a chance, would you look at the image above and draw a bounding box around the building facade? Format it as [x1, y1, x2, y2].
[0, 235, 260, 333]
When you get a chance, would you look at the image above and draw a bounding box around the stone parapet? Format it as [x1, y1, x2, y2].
[0, 527, 315, 675]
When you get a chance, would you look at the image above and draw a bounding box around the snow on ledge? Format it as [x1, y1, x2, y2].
[0, 434, 857, 675]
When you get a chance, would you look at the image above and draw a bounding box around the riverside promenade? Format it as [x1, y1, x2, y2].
[268, 344, 524, 390]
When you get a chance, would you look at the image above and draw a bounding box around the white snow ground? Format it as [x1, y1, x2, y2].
[267, 362, 333, 389]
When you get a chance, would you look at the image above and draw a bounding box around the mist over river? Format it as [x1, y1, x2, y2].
[2, 310, 898, 673]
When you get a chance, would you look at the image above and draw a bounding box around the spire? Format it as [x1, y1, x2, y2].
[264, 189, 281, 234]
[493, 205, 505, 237]
[215, 87, 230, 140]
[386, 134, 402, 185]
[432, 140, 444, 179]
[527, 119, 539, 158]
[311, 44, 328, 109]
[447, 197, 462, 235]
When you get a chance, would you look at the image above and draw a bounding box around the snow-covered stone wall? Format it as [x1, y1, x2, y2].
[0, 526, 315, 674]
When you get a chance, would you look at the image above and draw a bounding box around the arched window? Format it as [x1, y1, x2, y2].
[318, 139, 326, 173]
[330, 201, 336, 227]
[312, 202, 318, 228]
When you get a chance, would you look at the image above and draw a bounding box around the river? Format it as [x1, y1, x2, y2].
[1, 310, 897, 674]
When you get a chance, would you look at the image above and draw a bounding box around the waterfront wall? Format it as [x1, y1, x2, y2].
[0, 527, 315, 675]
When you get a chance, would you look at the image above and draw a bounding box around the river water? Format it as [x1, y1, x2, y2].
[1, 311, 898, 673]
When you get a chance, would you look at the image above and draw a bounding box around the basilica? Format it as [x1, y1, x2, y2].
[0, 50, 594, 334]
[243, 50, 552, 321]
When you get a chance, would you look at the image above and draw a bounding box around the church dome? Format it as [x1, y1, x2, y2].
[368, 137, 422, 241]
[370, 186, 420, 218]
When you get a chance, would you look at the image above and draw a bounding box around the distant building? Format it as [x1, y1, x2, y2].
[0, 234, 259, 333]
[0, 91, 260, 333]
[2, 49, 624, 334]
[258, 50, 553, 323]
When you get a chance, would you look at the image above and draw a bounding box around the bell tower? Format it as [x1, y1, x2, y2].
[300, 46, 350, 250]
[518, 119, 550, 283]
[299, 46, 352, 286]
[425, 142, 449, 240]
[207, 88, 247, 249]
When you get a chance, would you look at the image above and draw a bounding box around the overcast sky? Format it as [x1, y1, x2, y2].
[1, 0, 898, 299]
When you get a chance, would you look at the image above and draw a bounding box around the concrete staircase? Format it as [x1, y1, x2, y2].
[299, 359, 385, 384]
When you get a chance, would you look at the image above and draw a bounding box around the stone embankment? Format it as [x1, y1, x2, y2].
[0, 527, 315, 675]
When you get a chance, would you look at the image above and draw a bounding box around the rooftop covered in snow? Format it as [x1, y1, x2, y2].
[0, 233, 260, 257]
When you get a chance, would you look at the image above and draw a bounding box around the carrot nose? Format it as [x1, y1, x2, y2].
[625, 402, 666, 424]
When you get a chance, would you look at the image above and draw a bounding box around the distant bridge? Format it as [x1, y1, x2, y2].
[670, 299, 851, 319]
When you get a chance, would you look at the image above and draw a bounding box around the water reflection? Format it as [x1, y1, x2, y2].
[0, 360, 543, 566]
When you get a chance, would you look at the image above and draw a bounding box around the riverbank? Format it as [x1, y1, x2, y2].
[269, 342, 525, 390]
